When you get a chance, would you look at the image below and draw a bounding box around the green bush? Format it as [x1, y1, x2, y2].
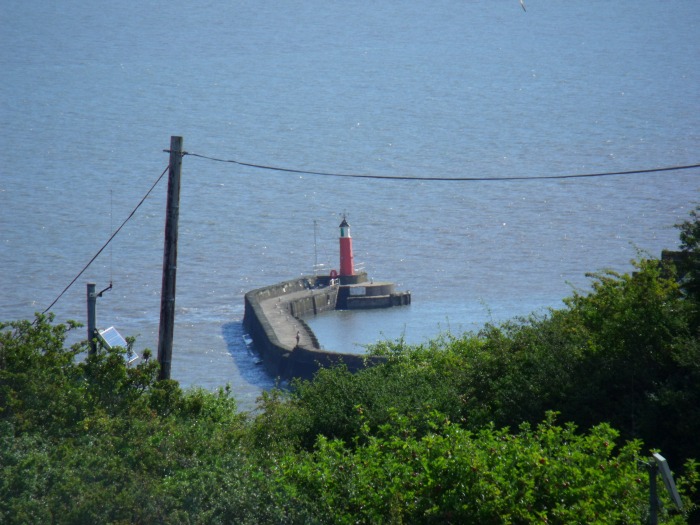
[276, 411, 694, 524]
[2, 206, 700, 523]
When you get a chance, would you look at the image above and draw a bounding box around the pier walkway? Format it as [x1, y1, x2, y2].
[257, 287, 324, 350]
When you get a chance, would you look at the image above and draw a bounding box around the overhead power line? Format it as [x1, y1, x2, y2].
[38, 149, 699, 316]
[41, 165, 170, 316]
[186, 152, 700, 182]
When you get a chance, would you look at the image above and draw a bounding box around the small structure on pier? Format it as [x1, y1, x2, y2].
[339, 217, 355, 279]
[331, 218, 410, 308]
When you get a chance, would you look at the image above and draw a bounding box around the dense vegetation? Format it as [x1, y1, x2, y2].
[2, 209, 700, 524]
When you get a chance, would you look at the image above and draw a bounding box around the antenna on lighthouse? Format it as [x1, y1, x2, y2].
[313, 220, 319, 275]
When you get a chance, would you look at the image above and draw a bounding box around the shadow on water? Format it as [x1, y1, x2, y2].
[221, 321, 278, 396]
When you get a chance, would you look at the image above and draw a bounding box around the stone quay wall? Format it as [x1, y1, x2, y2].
[243, 276, 385, 381]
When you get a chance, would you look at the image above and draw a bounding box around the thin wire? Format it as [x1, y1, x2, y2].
[186, 151, 700, 181]
[41, 165, 170, 315]
[110, 189, 114, 285]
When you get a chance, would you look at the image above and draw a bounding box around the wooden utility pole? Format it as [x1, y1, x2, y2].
[157, 136, 183, 380]
[87, 282, 97, 354]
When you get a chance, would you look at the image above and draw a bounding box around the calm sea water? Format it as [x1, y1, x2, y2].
[2, 1, 699, 410]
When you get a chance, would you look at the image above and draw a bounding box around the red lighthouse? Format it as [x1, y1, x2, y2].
[339, 218, 354, 277]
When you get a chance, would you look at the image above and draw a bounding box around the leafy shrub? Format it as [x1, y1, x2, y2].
[276, 411, 694, 524]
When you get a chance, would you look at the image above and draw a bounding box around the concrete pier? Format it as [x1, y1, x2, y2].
[243, 275, 410, 381]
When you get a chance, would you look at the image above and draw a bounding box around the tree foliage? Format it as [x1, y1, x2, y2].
[276, 412, 683, 524]
[675, 205, 700, 304]
[2, 207, 700, 523]
[0, 315, 281, 524]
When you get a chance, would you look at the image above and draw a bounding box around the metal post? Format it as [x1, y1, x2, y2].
[649, 461, 658, 525]
[157, 136, 183, 380]
[87, 282, 97, 354]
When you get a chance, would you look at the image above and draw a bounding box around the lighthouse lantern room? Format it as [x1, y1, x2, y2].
[339, 218, 355, 277]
